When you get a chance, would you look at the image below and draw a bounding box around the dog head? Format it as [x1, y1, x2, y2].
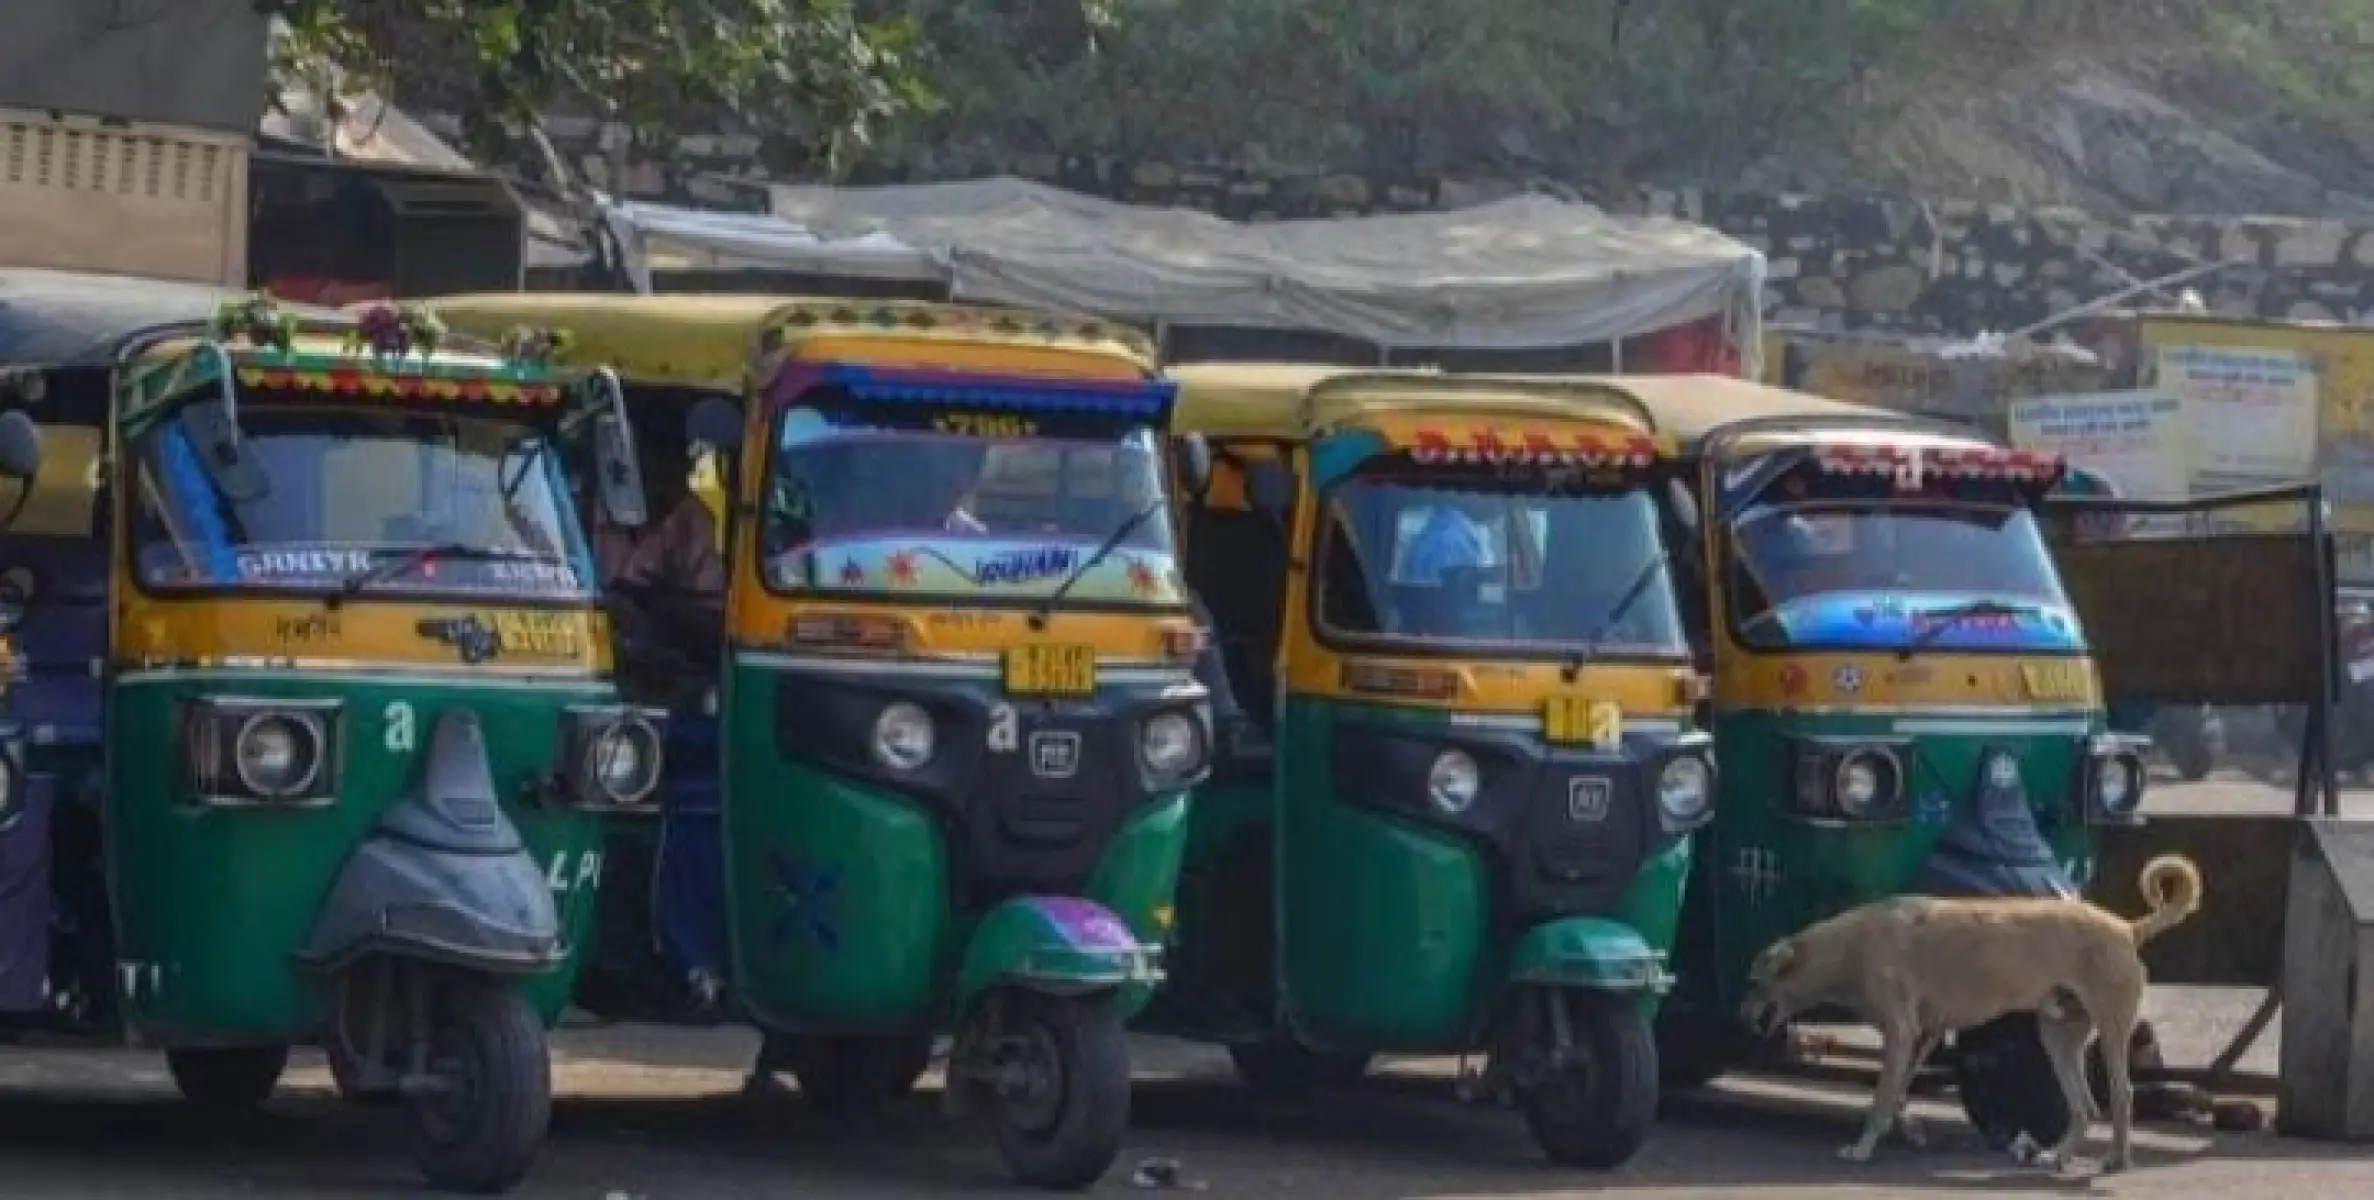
[1739, 936, 1814, 1035]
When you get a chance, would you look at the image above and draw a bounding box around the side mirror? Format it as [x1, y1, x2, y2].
[1246, 459, 1294, 522]
[0, 411, 42, 481]
[1176, 434, 1213, 501]
[592, 411, 649, 528]
[178, 398, 270, 504]
[1667, 477, 1701, 533]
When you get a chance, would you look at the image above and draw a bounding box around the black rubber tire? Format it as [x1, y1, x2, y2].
[783, 1033, 936, 1111]
[1519, 991, 1660, 1170]
[1955, 1013, 2071, 1152]
[986, 993, 1132, 1191]
[165, 1046, 288, 1111]
[410, 984, 552, 1195]
[1226, 1043, 1373, 1097]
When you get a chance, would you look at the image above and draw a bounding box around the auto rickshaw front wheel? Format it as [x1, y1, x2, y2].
[166, 1045, 289, 1111]
[1514, 989, 1658, 1170]
[974, 990, 1130, 1191]
[409, 982, 551, 1195]
[1227, 1042, 1373, 1097]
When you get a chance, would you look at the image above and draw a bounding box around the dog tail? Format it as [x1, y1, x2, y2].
[2129, 855, 2203, 946]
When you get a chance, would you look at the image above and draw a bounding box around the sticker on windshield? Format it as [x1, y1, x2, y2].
[933, 412, 1039, 438]
[238, 548, 374, 581]
[975, 546, 1080, 586]
[486, 560, 581, 587]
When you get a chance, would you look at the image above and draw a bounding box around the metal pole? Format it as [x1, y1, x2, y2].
[2007, 259, 2236, 340]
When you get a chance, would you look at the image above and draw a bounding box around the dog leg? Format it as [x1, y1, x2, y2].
[2036, 1011, 2097, 1170]
[1893, 1030, 1943, 1148]
[2098, 1005, 2141, 1173]
[1843, 1023, 1921, 1163]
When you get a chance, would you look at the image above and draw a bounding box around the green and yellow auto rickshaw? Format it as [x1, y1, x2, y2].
[1622, 374, 2136, 1144]
[1151, 364, 1716, 1169]
[0, 271, 658, 1192]
[426, 293, 1203, 1190]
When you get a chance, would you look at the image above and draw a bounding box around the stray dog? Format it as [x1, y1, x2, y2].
[1739, 855, 2203, 1171]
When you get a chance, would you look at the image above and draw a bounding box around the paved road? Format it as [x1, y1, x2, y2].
[0, 772, 2363, 1198]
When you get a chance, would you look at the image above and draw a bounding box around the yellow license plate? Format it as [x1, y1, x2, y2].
[2020, 661, 2089, 702]
[491, 611, 584, 657]
[1545, 696, 1625, 750]
[1004, 644, 1097, 696]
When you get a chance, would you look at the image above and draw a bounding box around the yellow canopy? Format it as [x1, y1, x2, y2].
[420, 293, 1159, 396]
[1167, 363, 1660, 442]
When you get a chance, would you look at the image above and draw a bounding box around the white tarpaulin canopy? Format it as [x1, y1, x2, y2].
[602, 176, 1765, 354]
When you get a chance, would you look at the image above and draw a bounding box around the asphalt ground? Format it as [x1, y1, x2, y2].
[0, 766, 2365, 1198]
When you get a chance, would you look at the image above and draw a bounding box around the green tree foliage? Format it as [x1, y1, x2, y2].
[259, 0, 933, 170]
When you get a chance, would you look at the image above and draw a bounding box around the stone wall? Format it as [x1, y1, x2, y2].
[523, 122, 2374, 338]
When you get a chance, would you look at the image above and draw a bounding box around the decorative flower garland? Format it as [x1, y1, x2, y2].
[208, 294, 298, 354]
[498, 324, 574, 367]
[345, 303, 448, 359]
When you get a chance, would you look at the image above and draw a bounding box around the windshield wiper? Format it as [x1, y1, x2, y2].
[1562, 550, 1673, 681]
[1034, 499, 1166, 629]
[1895, 599, 2040, 661]
[327, 544, 550, 609]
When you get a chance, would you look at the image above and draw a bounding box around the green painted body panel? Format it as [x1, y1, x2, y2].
[1507, 916, 1665, 989]
[955, 895, 1152, 1001]
[1151, 696, 1695, 1054]
[719, 660, 1189, 1033]
[105, 670, 609, 1044]
[1669, 708, 2099, 1017]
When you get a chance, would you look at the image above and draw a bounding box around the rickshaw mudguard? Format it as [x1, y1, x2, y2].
[1507, 917, 1673, 993]
[954, 895, 1162, 1005]
[296, 710, 563, 977]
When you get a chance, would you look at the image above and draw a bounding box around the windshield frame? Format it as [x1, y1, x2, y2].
[1720, 493, 2083, 656]
[754, 408, 1189, 615]
[1305, 465, 1691, 665]
[124, 397, 598, 607]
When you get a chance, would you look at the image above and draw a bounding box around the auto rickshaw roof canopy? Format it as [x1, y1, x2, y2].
[1167, 362, 1664, 444]
[420, 292, 1158, 397]
[0, 268, 348, 369]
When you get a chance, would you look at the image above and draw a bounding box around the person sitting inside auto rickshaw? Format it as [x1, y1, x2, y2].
[590, 420, 726, 708]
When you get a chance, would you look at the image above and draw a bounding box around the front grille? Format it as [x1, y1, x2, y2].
[1512, 763, 1650, 918]
[999, 793, 1094, 844]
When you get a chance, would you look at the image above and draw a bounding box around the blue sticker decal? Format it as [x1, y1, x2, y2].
[1915, 791, 1953, 827]
[767, 850, 843, 954]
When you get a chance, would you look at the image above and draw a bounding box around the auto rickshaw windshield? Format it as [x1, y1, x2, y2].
[1314, 471, 1687, 657]
[131, 403, 593, 596]
[1727, 497, 2074, 650]
[759, 407, 1181, 605]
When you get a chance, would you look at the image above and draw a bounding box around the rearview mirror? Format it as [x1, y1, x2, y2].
[592, 411, 648, 528]
[0, 411, 42, 481]
[1176, 434, 1213, 501]
[177, 398, 270, 504]
[1667, 477, 1701, 532]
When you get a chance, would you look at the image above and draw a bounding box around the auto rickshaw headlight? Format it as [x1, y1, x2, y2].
[871, 702, 935, 771]
[1140, 710, 1203, 777]
[1427, 748, 1481, 814]
[1656, 755, 1713, 826]
[2093, 751, 2144, 819]
[587, 716, 663, 805]
[1833, 749, 1900, 818]
[233, 712, 327, 799]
